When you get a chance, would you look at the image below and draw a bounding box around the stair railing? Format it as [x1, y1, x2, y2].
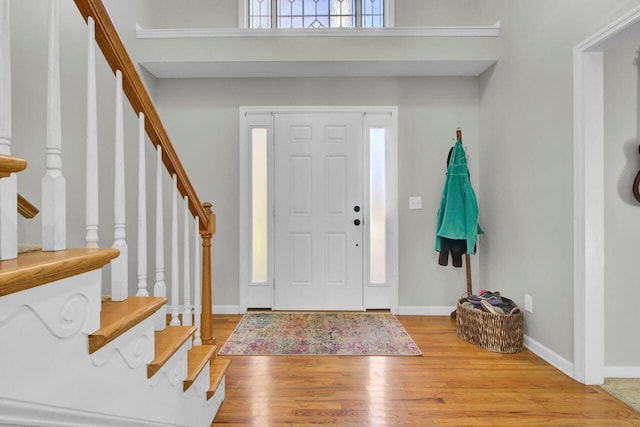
[73, 0, 216, 344]
[0, 0, 215, 344]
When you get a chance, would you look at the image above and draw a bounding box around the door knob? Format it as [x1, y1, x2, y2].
[354, 219, 361, 226]
[354, 205, 360, 212]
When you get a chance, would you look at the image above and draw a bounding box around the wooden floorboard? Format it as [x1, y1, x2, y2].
[210, 314, 640, 426]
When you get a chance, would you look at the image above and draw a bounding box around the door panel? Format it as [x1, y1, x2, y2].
[274, 113, 363, 310]
[326, 233, 347, 285]
[291, 156, 312, 214]
[291, 233, 312, 285]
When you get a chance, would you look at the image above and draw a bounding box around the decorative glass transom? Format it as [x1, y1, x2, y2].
[248, 0, 384, 29]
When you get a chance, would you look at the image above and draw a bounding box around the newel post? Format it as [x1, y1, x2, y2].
[200, 202, 215, 345]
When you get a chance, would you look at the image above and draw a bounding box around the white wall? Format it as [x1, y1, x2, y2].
[155, 77, 481, 308]
[478, 0, 640, 362]
[603, 21, 640, 369]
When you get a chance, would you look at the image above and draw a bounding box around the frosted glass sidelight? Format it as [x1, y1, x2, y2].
[251, 128, 268, 283]
[369, 128, 386, 284]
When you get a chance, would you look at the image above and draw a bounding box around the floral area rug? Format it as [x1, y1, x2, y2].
[218, 312, 421, 356]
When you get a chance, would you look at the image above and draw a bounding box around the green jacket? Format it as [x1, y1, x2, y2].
[435, 141, 483, 255]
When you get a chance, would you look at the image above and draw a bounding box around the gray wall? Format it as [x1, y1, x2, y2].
[10, 0, 482, 309]
[478, 0, 640, 363]
[136, 0, 233, 29]
[603, 21, 640, 369]
[395, 0, 496, 26]
[11, 0, 640, 368]
[12, 0, 160, 294]
[155, 77, 481, 308]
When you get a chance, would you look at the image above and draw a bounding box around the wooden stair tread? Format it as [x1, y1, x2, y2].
[88, 297, 167, 354]
[0, 248, 119, 297]
[184, 345, 216, 392]
[0, 154, 27, 177]
[207, 358, 231, 400]
[148, 326, 196, 378]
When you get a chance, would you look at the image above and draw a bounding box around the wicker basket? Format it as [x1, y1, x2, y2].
[455, 296, 524, 353]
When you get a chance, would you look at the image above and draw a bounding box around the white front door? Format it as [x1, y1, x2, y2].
[274, 113, 364, 310]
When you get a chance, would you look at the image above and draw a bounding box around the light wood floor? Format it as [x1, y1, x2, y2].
[211, 315, 640, 426]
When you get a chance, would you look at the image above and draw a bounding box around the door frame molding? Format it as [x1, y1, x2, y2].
[573, 5, 640, 384]
[239, 106, 399, 313]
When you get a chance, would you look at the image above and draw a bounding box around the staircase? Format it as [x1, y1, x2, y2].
[0, 1, 230, 425]
[0, 247, 230, 426]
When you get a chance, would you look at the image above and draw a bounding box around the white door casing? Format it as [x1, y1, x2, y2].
[573, 5, 640, 385]
[274, 113, 364, 310]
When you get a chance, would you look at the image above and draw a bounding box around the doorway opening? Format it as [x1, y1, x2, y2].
[574, 5, 640, 384]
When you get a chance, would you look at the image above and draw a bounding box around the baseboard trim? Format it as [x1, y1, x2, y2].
[603, 366, 640, 378]
[212, 305, 243, 314]
[524, 334, 574, 379]
[397, 306, 456, 316]
[0, 397, 175, 427]
[217, 306, 457, 316]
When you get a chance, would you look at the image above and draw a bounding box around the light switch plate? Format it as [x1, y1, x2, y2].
[409, 196, 422, 210]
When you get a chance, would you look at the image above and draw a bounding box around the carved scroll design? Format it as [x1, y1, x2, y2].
[149, 353, 187, 388]
[184, 364, 209, 401]
[0, 292, 90, 338]
[90, 328, 153, 369]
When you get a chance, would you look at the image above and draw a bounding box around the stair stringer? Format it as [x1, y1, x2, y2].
[184, 362, 210, 401]
[0, 270, 221, 427]
[149, 339, 190, 389]
[0, 269, 101, 336]
[89, 315, 156, 369]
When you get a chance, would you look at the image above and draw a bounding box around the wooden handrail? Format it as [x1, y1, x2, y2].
[73, 0, 216, 345]
[72, 0, 208, 231]
[17, 193, 39, 219]
[0, 154, 26, 178]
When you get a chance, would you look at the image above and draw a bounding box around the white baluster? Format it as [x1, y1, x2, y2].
[170, 174, 180, 326]
[137, 113, 148, 296]
[193, 215, 202, 345]
[42, 0, 65, 251]
[154, 145, 166, 330]
[85, 17, 98, 249]
[111, 70, 128, 302]
[0, 0, 17, 260]
[182, 196, 192, 326]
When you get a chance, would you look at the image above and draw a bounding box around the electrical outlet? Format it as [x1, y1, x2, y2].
[524, 294, 533, 313]
[409, 196, 422, 210]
